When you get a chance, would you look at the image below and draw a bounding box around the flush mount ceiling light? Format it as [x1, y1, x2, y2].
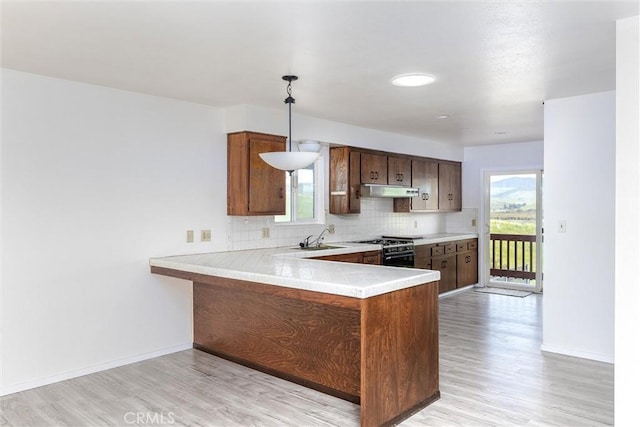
[391, 73, 435, 87]
[259, 75, 320, 174]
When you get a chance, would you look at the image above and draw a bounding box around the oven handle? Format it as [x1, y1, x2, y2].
[384, 252, 415, 260]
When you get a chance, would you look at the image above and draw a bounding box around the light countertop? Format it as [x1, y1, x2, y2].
[150, 233, 477, 299]
[411, 233, 478, 245]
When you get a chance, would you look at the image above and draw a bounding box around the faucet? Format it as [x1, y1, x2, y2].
[310, 228, 331, 248]
[299, 228, 331, 248]
[300, 235, 314, 248]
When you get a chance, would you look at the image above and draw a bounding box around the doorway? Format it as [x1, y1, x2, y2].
[483, 170, 543, 293]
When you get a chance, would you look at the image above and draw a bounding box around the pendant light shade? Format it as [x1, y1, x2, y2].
[259, 75, 319, 174]
[259, 151, 320, 171]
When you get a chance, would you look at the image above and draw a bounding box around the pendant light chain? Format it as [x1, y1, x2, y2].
[258, 75, 317, 174]
[283, 76, 296, 153]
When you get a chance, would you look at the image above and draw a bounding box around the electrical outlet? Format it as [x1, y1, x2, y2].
[201, 229, 211, 242]
[471, 219, 477, 227]
[186, 230, 194, 243]
[328, 224, 335, 234]
[262, 227, 270, 238]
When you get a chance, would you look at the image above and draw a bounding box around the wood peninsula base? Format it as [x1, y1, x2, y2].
[151, 267, 440, 427]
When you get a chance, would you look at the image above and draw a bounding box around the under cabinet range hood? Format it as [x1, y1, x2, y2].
[360, 184, 419, 198]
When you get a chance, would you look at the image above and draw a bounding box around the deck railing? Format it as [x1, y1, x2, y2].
[490, 233, 536, 280]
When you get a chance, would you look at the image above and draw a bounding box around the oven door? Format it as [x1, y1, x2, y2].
[383, 251, 415, 268]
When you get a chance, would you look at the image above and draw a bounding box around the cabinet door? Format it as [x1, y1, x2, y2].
[456, 239, 478, 287]
[329, 147, 361, 215]
[457, 251, 478, 287]
[432, 254, 457, 293]
[349, 151, 361, 213]
[362, 251, 382, 265]
[249, 138, 286, 214]
[438, 162, 461, 211]
[388, 157, 411, 186]
[361, 153, 388, 184]
[411, 159, 439, 211]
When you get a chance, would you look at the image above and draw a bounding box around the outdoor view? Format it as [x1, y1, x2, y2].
[489, 173, 538, 286]
[275, 165, 315, 222]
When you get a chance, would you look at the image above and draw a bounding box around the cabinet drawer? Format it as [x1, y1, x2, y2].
[440, 243, 456, 254]
[456, 242, 467, 252]
[468, 240, 478, 250]
[431, 246, 445, 256]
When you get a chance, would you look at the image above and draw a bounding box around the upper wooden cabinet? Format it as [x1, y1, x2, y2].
[360, 153, 388, 184]
[387, 156, 411, 186]
[410, 159, 439, 211]
[330, 147, 361, 214]
[394, 160, 461, 213]
[329, 146, 462, 214]
[438, 162, 462, 211]
[227, 131, 286, 216]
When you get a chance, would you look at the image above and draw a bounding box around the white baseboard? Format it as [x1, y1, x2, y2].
[439, 283, 476, 299]
[1, 342, 192, 396]
[540, 343, 614, 364]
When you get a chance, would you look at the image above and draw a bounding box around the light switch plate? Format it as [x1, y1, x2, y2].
[328, 224, 335, 234]
[201, 229, 211, 242]
[186, 230, 194, 243]
[262, 227, 270, 238]
[558, 220, 567, 233]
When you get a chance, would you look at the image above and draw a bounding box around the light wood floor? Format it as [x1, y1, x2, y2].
[1, 290, 614, 426]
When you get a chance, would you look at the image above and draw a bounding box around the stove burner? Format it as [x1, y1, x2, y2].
[356, 238, 412, 247]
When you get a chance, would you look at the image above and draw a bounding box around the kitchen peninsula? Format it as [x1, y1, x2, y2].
[150, 244, 441, 427]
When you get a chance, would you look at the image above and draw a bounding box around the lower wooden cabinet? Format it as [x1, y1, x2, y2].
[414, 238, 478, 294]
[313, 250, 381, 265]
[432, 254, 457, 293]
[457, 239, 478, 287]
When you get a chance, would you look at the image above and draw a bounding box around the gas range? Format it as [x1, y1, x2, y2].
[355, 238, 413, 249]
[354, 237, 415, 267]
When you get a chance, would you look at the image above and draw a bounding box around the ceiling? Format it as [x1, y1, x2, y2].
[1, 1, 638, 146]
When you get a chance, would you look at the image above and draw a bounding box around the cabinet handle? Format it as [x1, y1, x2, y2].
[370, 171, 375, 180]
[355, 189, 360, 199]
[374, 171, 379, 180]
[396, 173, 401, 181]
[425, 192, 429, 200]
[466, 255, 471, 263]
[400, 173, 404, 182]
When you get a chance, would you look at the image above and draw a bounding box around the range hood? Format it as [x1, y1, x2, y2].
[360, 184, 419, 198]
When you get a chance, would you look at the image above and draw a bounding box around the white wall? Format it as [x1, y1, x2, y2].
[542, 91, 616, 363]
[226, 104, 464, 161]
[1, 69, 228, 394]
[615, 15, 640, 423]
[462, 141, 544, 208]
[1, 69, 458, 394]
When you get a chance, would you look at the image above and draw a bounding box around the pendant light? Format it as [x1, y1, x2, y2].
[259, 75, 320, 174]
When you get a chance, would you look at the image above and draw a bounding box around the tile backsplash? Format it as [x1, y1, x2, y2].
[228, 198, 457, 250]
[445, 208, 478, 234]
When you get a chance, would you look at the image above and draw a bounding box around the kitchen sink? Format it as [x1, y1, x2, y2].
[294, 245, 344, 251]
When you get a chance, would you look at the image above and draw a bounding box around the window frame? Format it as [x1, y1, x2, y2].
[274, 147, 326, 225]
